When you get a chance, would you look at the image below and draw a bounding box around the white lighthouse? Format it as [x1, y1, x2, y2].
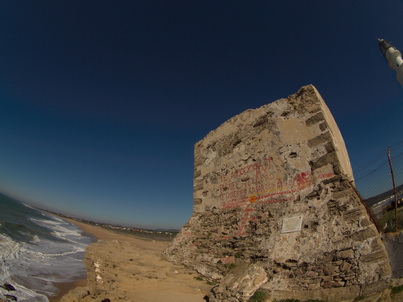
[378, 39, 403, 86]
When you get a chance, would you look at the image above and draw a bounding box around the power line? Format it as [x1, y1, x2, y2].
[353, 140, 403, 174]
[355, 146, 403, 199]
[355, 160, 389, 180]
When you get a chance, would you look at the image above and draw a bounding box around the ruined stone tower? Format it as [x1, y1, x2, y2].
[164, 85, 391, 301]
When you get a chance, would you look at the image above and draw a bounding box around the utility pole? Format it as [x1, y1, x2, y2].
[387, 147, 399, 232]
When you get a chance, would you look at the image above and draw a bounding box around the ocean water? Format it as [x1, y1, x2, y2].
[0, 193, 94, 302]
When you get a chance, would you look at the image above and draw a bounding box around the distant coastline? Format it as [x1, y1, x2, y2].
[44, 210, 179, 242]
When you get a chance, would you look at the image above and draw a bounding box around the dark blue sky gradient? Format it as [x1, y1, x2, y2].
[0, 1, 402, 229]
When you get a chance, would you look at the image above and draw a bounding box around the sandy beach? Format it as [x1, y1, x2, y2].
[53, 218, 212, 302]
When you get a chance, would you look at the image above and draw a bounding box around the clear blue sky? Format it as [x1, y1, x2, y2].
[0, 1, 402, 229]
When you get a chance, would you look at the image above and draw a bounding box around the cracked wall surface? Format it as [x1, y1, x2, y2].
[164, 85, 391, 302]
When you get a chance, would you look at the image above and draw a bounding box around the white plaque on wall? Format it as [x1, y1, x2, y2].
[281, 215, 303, 233]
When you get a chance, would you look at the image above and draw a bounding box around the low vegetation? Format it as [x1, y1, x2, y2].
[249, 290, 267, 302]
[391, 284, 403, 296]
[380, 206, 403, 232]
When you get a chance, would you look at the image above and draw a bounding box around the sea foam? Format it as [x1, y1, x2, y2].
[0, 196, 94, 301]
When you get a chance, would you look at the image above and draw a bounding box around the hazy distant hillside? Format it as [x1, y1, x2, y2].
[365, 183, 403, 207]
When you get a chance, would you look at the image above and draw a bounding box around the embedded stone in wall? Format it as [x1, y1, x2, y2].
[164, 85, 391, 302]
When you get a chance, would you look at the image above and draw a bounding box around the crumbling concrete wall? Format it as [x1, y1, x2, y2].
[164, 85, 391, 301]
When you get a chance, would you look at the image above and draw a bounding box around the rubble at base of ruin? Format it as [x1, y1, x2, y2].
[164, 85, 391, 302]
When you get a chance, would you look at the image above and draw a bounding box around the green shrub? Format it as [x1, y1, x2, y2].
[391, 284, 403, 295]
[380, 207, 403, 233]
[249, 290, 267, 302]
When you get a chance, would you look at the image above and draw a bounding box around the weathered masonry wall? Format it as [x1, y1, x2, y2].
[164, 85, 391, 302]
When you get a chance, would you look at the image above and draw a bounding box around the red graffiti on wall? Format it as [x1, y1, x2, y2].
[295, 172, 313, 189]
[214, 167, 336, 238]
[217, 152, 336, 212]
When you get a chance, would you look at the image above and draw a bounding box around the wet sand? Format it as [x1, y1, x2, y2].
[52, 217, 212, 302]
[49, 279, 87, 302]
